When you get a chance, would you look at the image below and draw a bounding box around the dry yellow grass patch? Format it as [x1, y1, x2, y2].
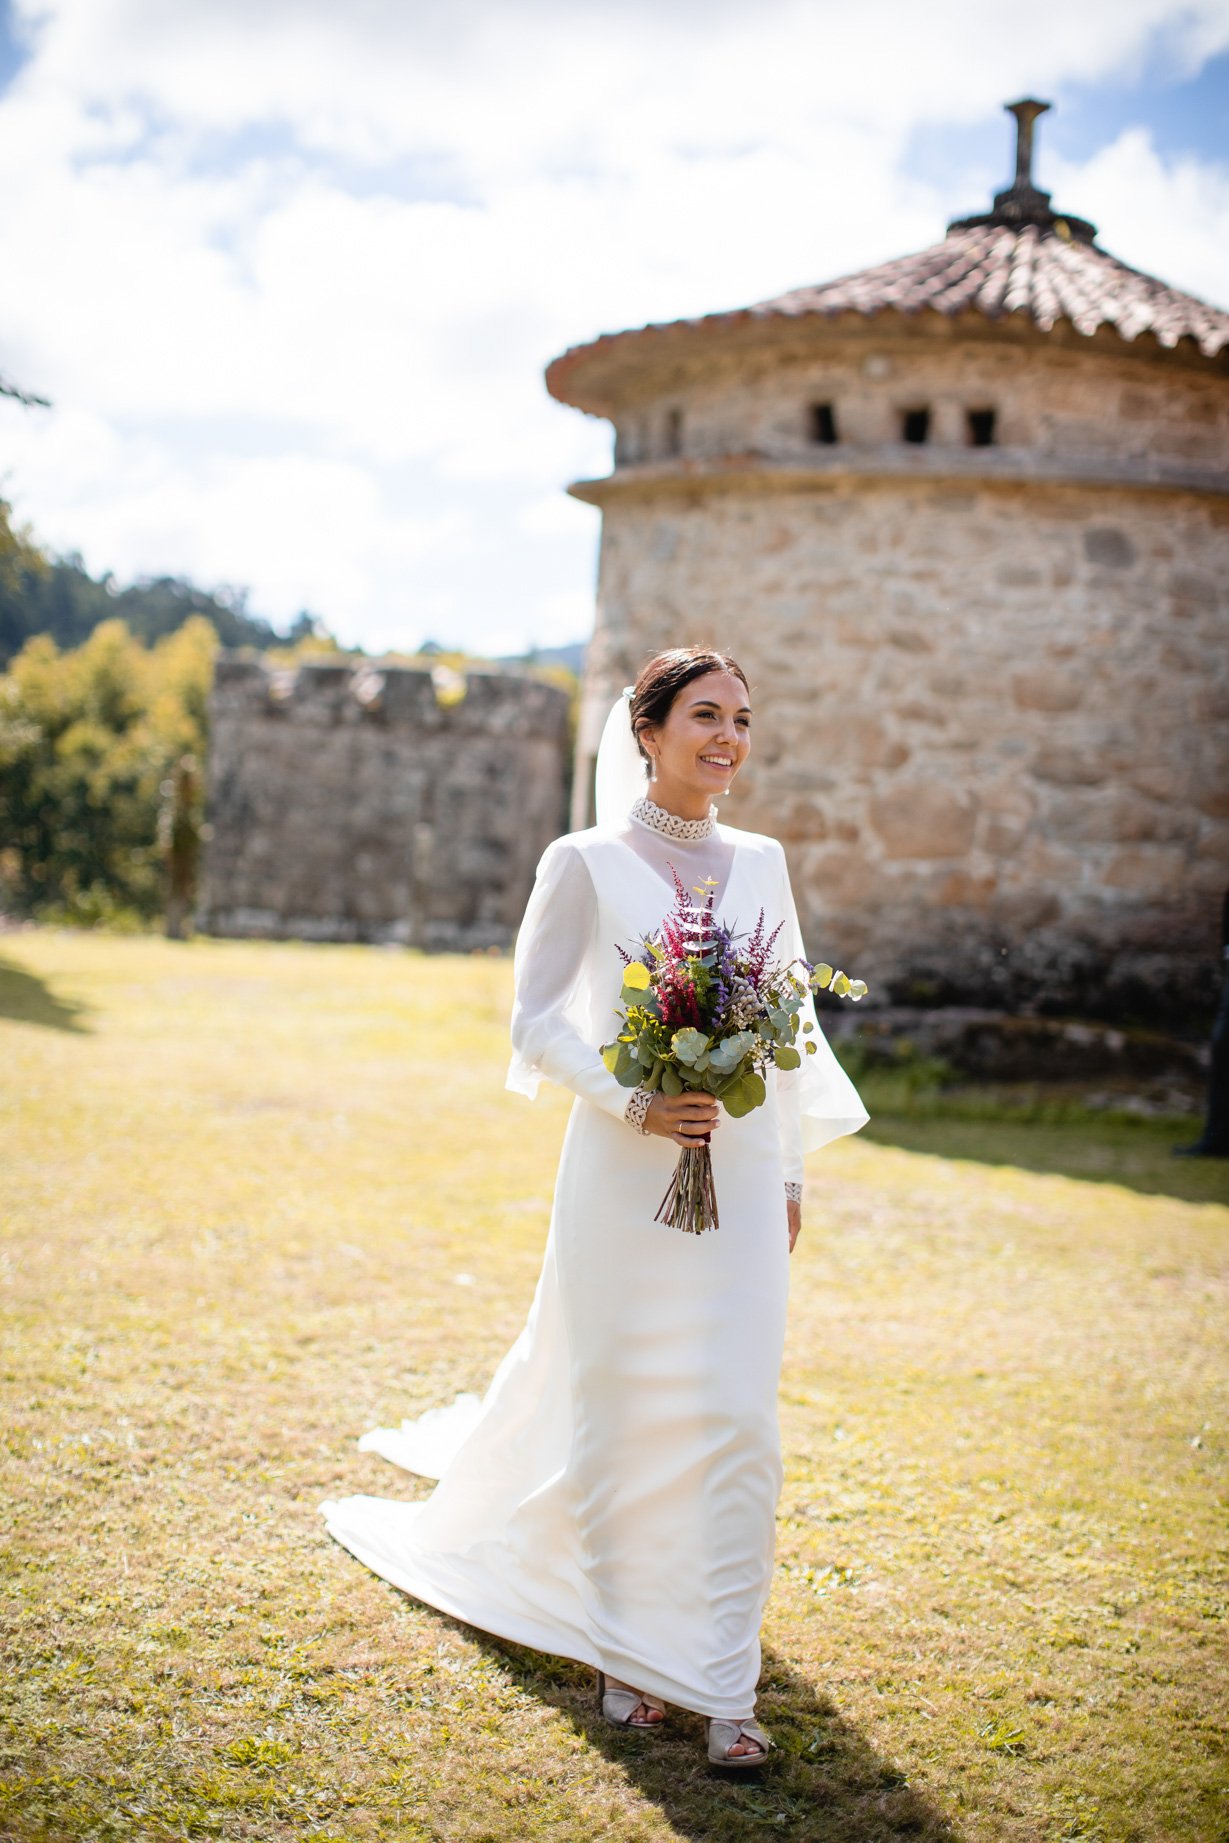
[1, 930, 1226, 1843]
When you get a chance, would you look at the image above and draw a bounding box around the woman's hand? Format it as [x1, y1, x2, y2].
[644, 1091, 720, 1148]
[786, 1197, 801, 1254]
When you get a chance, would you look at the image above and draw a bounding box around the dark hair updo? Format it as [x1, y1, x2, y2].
[628, 647, 751, 771]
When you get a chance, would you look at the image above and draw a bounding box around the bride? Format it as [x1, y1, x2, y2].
[319, 646, 869, 1768]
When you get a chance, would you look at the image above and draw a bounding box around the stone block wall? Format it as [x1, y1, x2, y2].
[199, 658, 570, 950]
[577, 473, 1229, 1018]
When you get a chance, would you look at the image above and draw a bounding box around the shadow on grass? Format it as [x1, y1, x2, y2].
[468, 1631, 962, 1843]
[862, 1113, 1229, 1209]
[0, 954, 92, 1033]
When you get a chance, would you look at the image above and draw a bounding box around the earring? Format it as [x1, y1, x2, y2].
[649, 756, 658, 784]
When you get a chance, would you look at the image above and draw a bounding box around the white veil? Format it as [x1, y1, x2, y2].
[593, 685, 648, 829]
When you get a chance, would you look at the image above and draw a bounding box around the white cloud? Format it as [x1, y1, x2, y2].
[0, 406, 467, 638]
[517, 492, 599, 541]
[0, 0, 1226, 653]
[509, 586, 598, 656]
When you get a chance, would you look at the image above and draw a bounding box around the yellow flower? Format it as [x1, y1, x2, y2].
[623, 961, 651, 990]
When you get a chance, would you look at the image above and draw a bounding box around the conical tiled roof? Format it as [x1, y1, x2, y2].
[546, 100, 1229, 413]
[719, 220, 1229, 355]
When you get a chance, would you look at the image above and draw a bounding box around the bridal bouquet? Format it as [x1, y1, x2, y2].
[601, 869, 867, 1235]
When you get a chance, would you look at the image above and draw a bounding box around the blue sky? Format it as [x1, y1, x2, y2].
[906, 51, 1229, 195]
[0, 0, 1225, 657]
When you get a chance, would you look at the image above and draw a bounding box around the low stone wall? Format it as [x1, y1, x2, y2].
[198, 657, 570, 950]
[823, 1005, 1209, 1084]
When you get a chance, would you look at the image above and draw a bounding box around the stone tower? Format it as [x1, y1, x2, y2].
[545, 100, 1229, 1018]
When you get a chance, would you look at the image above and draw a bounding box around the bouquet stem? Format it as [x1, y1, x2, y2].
[655, 1137, 720, 1235]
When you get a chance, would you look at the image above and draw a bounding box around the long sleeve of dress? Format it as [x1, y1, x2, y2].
[773, 841, 870, 1167]
[506, 837, 636, 1123]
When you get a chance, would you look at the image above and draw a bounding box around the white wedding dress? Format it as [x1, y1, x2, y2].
[319, 801, 868, 1719]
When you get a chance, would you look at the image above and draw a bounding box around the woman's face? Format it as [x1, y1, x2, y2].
[642, 668, 752, 809]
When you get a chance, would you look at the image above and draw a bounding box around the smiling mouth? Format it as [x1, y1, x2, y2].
[699, 754, 733, 768]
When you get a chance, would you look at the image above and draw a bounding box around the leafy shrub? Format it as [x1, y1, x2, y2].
[0, 616, 215, 926]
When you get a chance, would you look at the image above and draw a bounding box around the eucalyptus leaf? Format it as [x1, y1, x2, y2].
[672, 1027, 711, 1068]
[707, 1029, 755, 1074]
[723, 1071, 767, 1118]
[774, 1045, 801, 1070]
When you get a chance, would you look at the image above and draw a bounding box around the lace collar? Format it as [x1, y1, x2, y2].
[628, 793, 718, 842]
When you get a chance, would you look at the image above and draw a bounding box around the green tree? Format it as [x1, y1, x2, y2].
[0, 545, 294, 666]
[0, 497, 47, 617]
[0, 616, 216, 927]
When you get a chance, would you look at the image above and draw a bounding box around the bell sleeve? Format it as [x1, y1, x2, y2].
[774, 841, 870, 1179]
[505, 836, 638, 1123]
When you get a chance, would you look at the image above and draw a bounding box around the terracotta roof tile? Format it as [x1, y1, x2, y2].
[546, 222, 1229, 409]
[741, 225, 1229, 354]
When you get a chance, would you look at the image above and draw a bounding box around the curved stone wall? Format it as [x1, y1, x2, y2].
[575, 466, 1229, 1017]
[600, 329, 1227, 482]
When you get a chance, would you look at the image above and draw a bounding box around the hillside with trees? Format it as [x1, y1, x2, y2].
[0, 499, 318, 667]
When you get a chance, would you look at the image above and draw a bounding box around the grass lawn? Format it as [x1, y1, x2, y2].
[1, 930, 1226, 1843]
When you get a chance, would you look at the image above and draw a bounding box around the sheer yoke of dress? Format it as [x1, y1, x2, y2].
[319, 811, 868, 1719]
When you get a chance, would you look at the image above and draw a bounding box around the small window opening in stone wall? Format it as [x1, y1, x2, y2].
[901, 407, 930, 444]
[809, 402, 838, 444]
[664, 407, 683, 457]
[967, 407, 997, 447]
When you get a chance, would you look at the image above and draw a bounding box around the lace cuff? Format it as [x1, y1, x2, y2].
[625, 1087, 653, 1135]
[784, 1181, 803, 1204]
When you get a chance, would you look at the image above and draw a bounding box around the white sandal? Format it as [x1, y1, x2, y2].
[705, 1714, 772, 1767]
[595, 1669, 666, 1729]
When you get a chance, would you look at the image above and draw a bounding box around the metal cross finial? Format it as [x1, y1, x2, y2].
[986, 95, 1055, 225]
[1007, 99, 1050, 192]
[946, 96, 1097, 242]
